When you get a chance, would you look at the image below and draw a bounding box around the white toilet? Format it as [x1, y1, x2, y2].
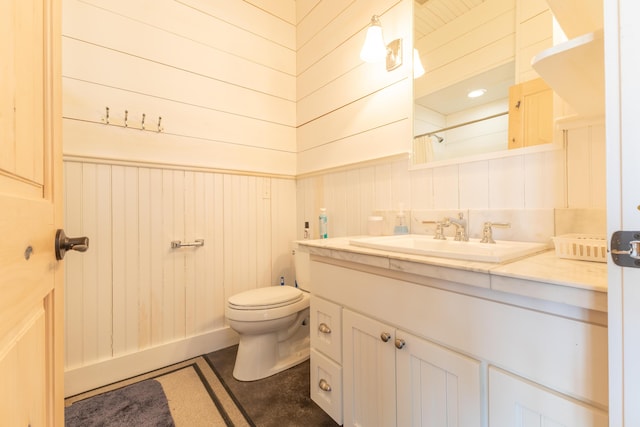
[225, 245, 311, 381]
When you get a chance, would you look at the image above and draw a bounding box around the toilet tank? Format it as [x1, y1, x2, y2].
[292, 241, 311, 293]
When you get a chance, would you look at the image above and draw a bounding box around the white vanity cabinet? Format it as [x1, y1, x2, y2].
[343, 309, 482, 427]
[308, 255, 608, 427]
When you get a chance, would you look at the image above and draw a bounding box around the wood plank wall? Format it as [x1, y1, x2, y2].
[296, 0, 413, 174]
[63, 0, 296, 174]
[62, 0, 297, 391]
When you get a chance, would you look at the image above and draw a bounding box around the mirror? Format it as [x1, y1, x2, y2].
[412, 0, 552, 165]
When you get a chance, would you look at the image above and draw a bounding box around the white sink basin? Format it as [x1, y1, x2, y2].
[349, 235, 549, 263]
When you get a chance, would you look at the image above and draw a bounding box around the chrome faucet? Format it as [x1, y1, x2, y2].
[446, 212, 468, 241]
[480, 221, 511, 244]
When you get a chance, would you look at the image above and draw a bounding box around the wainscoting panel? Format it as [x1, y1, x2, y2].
[64, 160, 296, 376]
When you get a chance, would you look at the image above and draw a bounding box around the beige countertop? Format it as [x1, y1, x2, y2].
[298, 236, 608, 314]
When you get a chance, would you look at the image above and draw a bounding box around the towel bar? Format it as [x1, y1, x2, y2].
[171, 239, 204, 249]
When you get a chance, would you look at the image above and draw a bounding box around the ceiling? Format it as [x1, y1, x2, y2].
[414, 0, 485, 40]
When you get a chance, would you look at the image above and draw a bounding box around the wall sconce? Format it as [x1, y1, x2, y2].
[413, 49, 425, 78]
[360, 15, 403, 71]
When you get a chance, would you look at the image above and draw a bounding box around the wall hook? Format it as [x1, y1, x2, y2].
[157, 116, 163, 132]
[105, 106, 110, 124]
[124, 110, 128, 127]
[141, 113, 146, 130]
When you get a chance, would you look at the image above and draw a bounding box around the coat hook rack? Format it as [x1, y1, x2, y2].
[101, 106, 164, 133]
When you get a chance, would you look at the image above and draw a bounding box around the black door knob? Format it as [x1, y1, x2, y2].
[55, 229, 89, 260]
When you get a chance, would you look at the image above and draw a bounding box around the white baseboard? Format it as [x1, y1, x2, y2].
[64, 327, 239, 397]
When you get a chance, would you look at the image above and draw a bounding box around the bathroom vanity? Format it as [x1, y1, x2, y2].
[299, 238, 608, 427]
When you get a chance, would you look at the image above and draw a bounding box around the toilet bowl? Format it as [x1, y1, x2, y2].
[225, 286, 310, 381]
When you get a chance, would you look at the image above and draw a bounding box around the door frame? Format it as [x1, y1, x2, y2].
[605, 0, 640, 425]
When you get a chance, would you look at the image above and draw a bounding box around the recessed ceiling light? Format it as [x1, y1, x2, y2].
[467, 88, 487, 98]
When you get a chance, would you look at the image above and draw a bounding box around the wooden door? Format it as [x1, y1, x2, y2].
[508, 78, 553, 150]
[342, 309, 396, 427]
[0, 0, 63, 425]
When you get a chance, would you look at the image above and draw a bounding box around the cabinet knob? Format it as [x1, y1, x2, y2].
[380, 332, 391, 342]
[395, 338, 406, 349]
[318, 379, 332, 392]
[318, 323, 331, 334]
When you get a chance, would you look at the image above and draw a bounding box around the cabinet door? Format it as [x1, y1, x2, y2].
[396, 330, 482, 427]
[508, 78, 553, 149]
[489, 367, 608, 426]
[343, 309, 396, 427]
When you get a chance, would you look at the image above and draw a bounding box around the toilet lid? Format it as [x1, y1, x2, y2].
[228, 286, 303, 310]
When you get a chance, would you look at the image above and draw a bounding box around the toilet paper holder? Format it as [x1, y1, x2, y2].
[171, 239, 205, 249]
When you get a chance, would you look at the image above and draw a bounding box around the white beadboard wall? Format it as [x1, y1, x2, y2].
[61, 0, 298, 395]
[63, 161, 296, 395]
[297, 123, 605, 239]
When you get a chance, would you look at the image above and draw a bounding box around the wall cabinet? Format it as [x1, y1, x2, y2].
[308, 258, 608, 426]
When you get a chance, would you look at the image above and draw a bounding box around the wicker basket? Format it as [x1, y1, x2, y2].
[552, 234, 607, 263]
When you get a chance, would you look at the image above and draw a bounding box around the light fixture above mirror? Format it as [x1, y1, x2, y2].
[360, 15, 403, 71]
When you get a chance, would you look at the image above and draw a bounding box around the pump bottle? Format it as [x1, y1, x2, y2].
[318, 208, 328, 239]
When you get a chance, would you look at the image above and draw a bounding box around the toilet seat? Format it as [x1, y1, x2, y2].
[228, 286, 303, 310]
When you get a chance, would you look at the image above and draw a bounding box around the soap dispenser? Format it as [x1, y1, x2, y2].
[393, 204, 409, 235]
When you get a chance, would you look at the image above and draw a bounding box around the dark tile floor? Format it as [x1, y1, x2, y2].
[206, 345, 340, 427]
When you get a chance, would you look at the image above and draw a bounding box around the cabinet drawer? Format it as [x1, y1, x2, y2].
[310, 295, 342, 363]
[489, 367, 608, 426]
[310, 349, 343, 425]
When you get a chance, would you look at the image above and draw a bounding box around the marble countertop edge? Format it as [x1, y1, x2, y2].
[297, 237, 608, 293]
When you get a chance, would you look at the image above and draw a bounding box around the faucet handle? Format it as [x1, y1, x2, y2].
[480, 221, 511, 244]
[422, 220, 448, 240]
